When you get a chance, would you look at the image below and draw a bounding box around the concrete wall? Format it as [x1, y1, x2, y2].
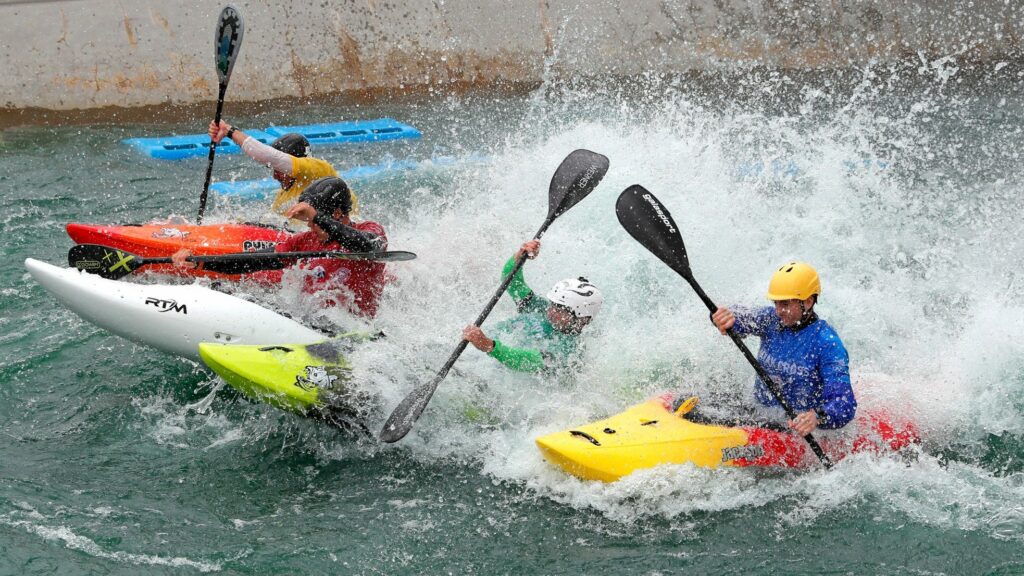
[2, 0, 1021, 112]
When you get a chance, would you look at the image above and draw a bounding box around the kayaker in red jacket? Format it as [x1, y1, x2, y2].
[172, 177, 387, 317]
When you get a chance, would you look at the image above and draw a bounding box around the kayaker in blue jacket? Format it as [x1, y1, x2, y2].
[710, 261, 856, 436]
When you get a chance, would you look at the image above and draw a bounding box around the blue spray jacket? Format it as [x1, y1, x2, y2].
[729, 306, 856, 429]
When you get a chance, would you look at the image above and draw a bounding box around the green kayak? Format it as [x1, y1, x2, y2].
[199, 332, 378, 430]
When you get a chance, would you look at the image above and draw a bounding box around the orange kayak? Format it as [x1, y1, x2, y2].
[66, 222, 291, 279]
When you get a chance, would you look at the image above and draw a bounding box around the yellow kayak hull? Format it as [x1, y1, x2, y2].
[536, 399, 750, 482]
[198, 338, 355, 415]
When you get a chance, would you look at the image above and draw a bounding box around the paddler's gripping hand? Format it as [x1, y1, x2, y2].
[789, 409, 820, 436]
[463, 325, 495, 353]
[515, 240, 541, 261]
[285, 201, 317, 223]
[208, 120, 231, 144]
[711, 307, 735, 335]
[171, 248, 197, 269]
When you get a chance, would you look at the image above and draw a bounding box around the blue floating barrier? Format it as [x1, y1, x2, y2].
[735, 158, 888, 180]
[210, 155, 483, 201]
[842, 159, 889, 171]
[734, 159, 801, 179]
[123, 130, 274, 160]
[264, 118, 421, 145]
[209, 178, 279, 199]
[125, 118, 421, 159]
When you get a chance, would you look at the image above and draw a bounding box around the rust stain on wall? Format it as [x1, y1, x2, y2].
[57, 10, 69, 46]
[150, 9, 174, 38]
[290, 50, 317, 98]
[337, 28, 365, 84]
[123, 15, 137, 46]
[279, 47, 536, 95]
[538, 0, 553, 58]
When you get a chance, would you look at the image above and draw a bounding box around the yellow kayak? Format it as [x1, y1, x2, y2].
[536, 396, 920, 482]
[199, 332, 376, 425]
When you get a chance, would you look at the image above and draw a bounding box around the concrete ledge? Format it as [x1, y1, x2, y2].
[2, 0, 1021, 112]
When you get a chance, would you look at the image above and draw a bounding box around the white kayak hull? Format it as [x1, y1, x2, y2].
[25, 258, 325, 360]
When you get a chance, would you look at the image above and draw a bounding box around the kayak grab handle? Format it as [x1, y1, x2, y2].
[258, 346, 294, 352]
[569, 430, 601, 446]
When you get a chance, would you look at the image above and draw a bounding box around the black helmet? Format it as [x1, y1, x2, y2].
[298, 177, 352, 215]
[270, 133, 310, 157]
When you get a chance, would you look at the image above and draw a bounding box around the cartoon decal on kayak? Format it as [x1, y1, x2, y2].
[295, 365, 348, 392]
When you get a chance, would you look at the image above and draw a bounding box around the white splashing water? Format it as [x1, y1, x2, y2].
[298, 74, 1024, 538]
[0, 507, 222, 572]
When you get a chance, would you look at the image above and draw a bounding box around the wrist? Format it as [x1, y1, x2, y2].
[225, 126, 237, 140]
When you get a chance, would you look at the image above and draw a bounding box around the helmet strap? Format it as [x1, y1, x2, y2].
[787, 299, 817, 331]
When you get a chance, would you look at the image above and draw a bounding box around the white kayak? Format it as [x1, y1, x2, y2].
[25, 258, 325, 360]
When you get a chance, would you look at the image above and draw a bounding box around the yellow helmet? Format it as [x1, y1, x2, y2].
[766, 262, 821, 301]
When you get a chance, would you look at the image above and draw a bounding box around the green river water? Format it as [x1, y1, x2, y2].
[2, 68, 1023, 574]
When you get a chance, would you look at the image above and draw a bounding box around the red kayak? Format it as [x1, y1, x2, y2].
[66, 222, 291, 279]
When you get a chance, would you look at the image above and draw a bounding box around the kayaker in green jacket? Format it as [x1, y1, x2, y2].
[462, 240, 603, 372]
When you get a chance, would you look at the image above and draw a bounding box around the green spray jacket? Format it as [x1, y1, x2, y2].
[486, 256, 580, 372]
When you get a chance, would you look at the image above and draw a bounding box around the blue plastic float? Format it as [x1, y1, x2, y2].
[733, 158, 888, 179]
[264, 118, 421, 146]
[124, 118, 421, 160]
[210, 156, 477, 200]
[124, 130, 274, 161]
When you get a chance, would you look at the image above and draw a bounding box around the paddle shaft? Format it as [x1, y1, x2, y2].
[197, 82, 228, 225]
[683, 275, 833, 467]
[379, 148, 609, 443]
[141, 249, 412, 266]
[380, 218, 553, 441]
[433, 220, 552, 379]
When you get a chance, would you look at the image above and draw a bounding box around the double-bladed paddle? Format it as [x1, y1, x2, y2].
[197, 6, 244, 225]
[68, 243, 416, 280]
[379, 149, 610, 443]
[614, 185, 833, 468]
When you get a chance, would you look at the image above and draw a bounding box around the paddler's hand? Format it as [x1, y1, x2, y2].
[462, 325, 495, 353]
[516, 239, 541, 260]
[285, 201, 317, 223]
[711, 307, 735, 335]
[208, 120, 231, 143]
[789, 410, 819, 436]
[171, 248, 196, 269]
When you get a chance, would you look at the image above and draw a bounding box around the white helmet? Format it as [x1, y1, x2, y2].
[547, 277, 603, 318]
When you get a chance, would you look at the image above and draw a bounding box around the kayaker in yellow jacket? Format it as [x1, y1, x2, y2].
[207, 119, 359, 216]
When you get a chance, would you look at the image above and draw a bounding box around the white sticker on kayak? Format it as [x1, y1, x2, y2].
[243, 240, 278, 252]
[144, 297, 187, 314]
[152, 228, 190, 239]
[721, 445, 764, 462]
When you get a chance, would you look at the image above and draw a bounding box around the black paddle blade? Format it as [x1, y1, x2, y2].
[378, 364, 457, 443]
[547, 149, 610, 220]
[348, 250, 416, 262]
[67, 244, 144, 280]
[214, 6, 244, 85]
[615, 185, 692, 279]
